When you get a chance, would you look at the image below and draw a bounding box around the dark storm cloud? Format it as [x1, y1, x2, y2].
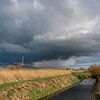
[0, 0, 100, 65]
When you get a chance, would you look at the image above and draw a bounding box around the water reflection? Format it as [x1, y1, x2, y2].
[48, 80, 95, 100]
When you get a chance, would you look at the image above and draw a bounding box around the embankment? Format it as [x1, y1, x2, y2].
[0, 72, 90, 100]
[94, 78, 100, 100]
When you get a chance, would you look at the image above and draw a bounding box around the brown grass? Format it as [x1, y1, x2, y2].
[0, 69, 72, 84]
[88, 64, 100, 77]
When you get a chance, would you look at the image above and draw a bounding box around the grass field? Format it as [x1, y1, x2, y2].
[0, 69, 90, 100]
[0, 74, 80, 100]
[0, 69, 72, 84]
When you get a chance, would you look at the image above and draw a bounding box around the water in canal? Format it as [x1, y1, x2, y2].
[48, 79, 95, 100]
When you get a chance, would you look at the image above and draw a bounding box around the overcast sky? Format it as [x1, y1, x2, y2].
[0, 0, 100, 68]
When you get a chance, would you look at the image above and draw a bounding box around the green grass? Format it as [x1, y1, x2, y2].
[29, 86, 61, 100]
[7, 89, 14, 96]
[0, 74, 70, 91]
[29, 76, 80, 100]
[72, 72, 91, 80]
[0, 82, 18, 91]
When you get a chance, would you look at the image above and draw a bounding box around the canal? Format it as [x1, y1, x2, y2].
[48, 79, 95, 100]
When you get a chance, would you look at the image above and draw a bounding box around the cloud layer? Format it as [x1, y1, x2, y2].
[0, 0, 100, 66]
[33, 56, 76, 68]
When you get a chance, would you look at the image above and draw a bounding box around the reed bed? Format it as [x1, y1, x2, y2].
[0, 69, 72, 84]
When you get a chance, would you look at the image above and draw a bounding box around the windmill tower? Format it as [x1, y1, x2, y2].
[22, 56, 24, 66]
[19, 56, 25, 69]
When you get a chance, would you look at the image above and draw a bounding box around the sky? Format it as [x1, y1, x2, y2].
[0, 0, 100, 68]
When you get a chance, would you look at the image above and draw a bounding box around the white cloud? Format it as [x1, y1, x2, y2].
[33, 56, 100, 68]
[33, 0, 44, 11]
[33, 56, 76, 67]
[10, 0, 19, 10]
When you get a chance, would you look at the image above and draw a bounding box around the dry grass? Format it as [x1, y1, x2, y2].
[0, 69, 72, 84]
[89, 65, 100, 77]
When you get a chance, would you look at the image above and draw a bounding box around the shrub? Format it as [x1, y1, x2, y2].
[88, 65, 100, 78]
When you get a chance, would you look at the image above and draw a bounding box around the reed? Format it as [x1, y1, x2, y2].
[0, 69, 72, 84]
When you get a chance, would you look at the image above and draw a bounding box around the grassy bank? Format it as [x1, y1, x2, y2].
[94, 79, 100, 100]
[0, 72, 90, 100]
[29, 75, 80, 100]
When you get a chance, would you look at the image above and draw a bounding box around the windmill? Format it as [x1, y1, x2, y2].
[19, 56, 25, 69]
[14, 56, 32, 69]
[14, 56, 25, 69]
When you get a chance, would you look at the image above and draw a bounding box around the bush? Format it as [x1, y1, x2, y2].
[88, 65, 100, 78]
